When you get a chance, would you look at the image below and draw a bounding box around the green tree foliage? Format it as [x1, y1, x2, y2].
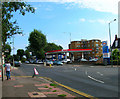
[2, 2, 35, 45]
[112, 49, 120, 61]
[4, 43, 11, 55]
[24, 50, 30, 60]
[17, 49, 24, 60]
[44, 43, 63, 52]
[4, 43, 12, 61]
[28, 29, 47, 59]
[13, 54, 19, 61]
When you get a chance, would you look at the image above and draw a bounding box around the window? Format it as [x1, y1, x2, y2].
[77, 42, 80, 44]
[77, 45, 80, 47]
[96, 44, 99, 47]
[115, 40, 118, 47]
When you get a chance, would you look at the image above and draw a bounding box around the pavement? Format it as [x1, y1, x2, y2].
[2, 75, 95, 99]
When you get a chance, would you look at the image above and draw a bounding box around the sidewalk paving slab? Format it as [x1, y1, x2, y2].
[2, 76, 82, 99]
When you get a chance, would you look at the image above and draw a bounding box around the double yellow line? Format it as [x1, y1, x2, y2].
[11, 76, 98, 99]
[41, 77, 98, 99]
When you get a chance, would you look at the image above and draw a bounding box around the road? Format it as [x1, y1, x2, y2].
[11, 63, 119, 98]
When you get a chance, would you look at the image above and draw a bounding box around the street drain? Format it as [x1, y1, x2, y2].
[33, 93, 39, 95]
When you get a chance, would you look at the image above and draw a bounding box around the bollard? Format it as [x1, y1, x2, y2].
[49, 64, 51, 68]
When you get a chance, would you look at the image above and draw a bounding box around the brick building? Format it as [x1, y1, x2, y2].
[69, 39, 103, 60]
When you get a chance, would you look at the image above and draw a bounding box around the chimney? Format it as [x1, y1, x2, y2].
[115, 35, 117, 40]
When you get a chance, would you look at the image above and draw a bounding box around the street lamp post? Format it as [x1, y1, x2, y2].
[109, 19, 116, 67]
[12, 36, 15, 69]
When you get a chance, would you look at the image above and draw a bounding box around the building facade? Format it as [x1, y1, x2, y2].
[69, 39, 103, 60]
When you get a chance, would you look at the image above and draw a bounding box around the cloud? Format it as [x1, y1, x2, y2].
[28, 0, 120, 14]
[89, 19, 110, 24]
[79, 18, 86, 22]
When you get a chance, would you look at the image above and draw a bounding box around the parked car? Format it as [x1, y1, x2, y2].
[61, 59, 70, 63]
[25, 61, 29, 64]
[29, 60, 34, 63]
[14, 61, 21, 67]
[78, 59, 88, 62]
[53, 60, 57, 65]
[56, 61, 63, 66]
[37, 60, 43, 64]
[46, 61, 53, 66]
[89, 58, 98, 62]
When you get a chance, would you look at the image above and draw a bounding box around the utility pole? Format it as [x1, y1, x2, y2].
[0, 1, 4, 81]
[108, 19, 116, 67]
[12, 36, 15, 69]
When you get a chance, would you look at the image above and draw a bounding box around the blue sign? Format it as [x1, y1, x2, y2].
[102, 41, 107, 46]
[103, 46, 109, 53]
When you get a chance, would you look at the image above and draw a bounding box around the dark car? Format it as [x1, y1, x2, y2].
[11, 61, 20, 67]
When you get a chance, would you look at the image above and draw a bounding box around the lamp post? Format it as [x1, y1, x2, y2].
[12, 35, 15, 69]
[109, 19, 116, 67]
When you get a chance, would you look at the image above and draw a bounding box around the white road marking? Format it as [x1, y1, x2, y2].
[90, 66, 94, 67]
[97, 72, 103, 76]
[88, 75, 104, 83]
[85, 71, 87, 75]
[75, 68, 76, 71]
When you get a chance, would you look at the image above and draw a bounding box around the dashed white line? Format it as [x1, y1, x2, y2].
[97, 72, 103, 76]
[85, 71, 87, 75]
[88, 75, 104, 83]
[75, 68, 76, 71]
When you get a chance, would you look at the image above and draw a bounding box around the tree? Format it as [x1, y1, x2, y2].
[2, 2, 35, 46]
[4, 43, 12, 61]
[4, 43, 11, 55]
[24, 50, 30, 60]
[28, 29, 47, 59]
[44, 43, 63, 52]
[17, 49, 24, 60]
[13, 54, 19, 61]
[112, 49, 120, 61]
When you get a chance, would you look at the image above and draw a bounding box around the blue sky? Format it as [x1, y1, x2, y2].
[7, 0, 119, 54]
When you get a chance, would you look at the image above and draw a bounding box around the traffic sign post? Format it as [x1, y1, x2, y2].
[102, 41, 110, 65]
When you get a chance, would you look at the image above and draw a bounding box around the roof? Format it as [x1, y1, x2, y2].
[112, 38, 120, 49]
[45, 49, 92, 54]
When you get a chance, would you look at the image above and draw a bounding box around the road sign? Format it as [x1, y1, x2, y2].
[103, 53, 110, 58]
[102, 41, 107, 46]
[103, 46, 109, 53]
[102, 41, 109, 59]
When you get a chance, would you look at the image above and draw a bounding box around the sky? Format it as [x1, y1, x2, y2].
[7, 0, 119, 54]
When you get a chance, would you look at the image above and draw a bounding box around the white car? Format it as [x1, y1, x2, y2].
[61, 59, 70, 63]
[46, 61, 53, 65]
[80, 59, 88, 61]
[35, 60, 43, 64]
[89, 58, 98, 62]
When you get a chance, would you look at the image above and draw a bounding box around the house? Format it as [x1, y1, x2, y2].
[112, 35, 120, 51]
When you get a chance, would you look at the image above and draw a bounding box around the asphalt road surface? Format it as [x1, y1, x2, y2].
[11, 63, 119, 98]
